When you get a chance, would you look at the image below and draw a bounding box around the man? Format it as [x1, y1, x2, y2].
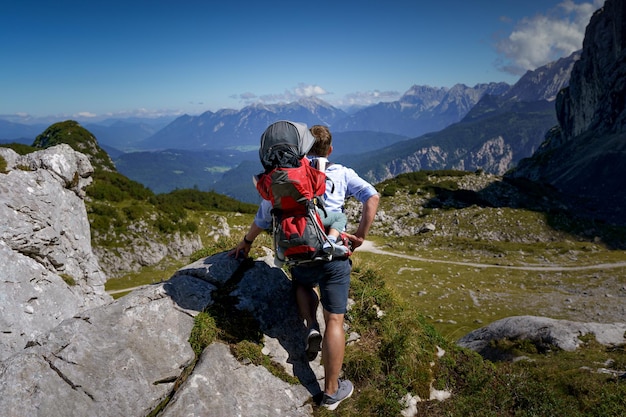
[231, 122, 379, 410]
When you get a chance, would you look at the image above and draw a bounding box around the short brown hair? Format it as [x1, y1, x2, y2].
[309, 125, 332, 157]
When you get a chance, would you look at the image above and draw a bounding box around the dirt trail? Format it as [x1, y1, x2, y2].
[356, 241, 626, 271]
[107, 285, 147, 295]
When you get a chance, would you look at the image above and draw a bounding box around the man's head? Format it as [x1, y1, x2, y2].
[309, 125, 332, 157]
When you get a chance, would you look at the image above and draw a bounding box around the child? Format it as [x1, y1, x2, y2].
[309, 125, 349, 257]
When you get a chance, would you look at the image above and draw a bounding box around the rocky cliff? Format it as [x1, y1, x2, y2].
[510, 0, 626, 224]
[0, 144, 111, 361]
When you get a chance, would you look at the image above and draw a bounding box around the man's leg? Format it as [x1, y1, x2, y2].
[322, 309, 345, 395]
[295, 283, 319, 330]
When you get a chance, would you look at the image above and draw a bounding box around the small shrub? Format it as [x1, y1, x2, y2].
[232, 340, 263, 364]
[69, 171, 80, 189]
[343, 344, 382, 383]
[154, 217, 177, 234]
[180, 220, 198, 233]
[190, 236, 240, 262]
[88, 203, 123, 233]
[232, 340, 299, 384]
[381, 185, 397, 197]
[87, 180, 126, 202]
[122, 205, 145, 222]
[0, 155, 6, 173]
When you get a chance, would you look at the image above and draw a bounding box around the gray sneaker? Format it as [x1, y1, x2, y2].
[321, 379, 354, 410]
[305, 328, 322, 361]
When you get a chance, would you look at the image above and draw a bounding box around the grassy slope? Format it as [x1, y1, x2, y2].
[115, 169, 626, 416]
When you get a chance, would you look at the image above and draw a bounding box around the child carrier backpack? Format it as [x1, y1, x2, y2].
[255, 121, 334, 266]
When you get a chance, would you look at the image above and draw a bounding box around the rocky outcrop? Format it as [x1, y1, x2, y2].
[0, 252, 321, 417]
[458, 315, 626, 361]
[0, 144, 111, 360]
[93, 225, 203, 277]
[33, 120, 116, 172]
[510, 0, 626, 224]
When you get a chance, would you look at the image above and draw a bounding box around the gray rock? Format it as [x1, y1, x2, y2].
[174, 253, 325, 392]
[1, 143, 323, 416]
[161, 343, 312, 417]
[0, 249, 326, 416]
[0, 279, 203, 417]
[458, 315, 626, 360]
[0, 243, 87, 361]
[94, 229, 203, 277]
[0, 145, 110, 360]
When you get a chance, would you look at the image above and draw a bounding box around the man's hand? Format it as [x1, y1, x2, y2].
[228, 240, 251, 259]
[344, 233, 364, 250]
[228, 225, 263, 260]
[349, 193, 379, 251]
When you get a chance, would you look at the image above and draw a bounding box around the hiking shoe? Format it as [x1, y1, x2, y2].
[321, 379, 354, 410]
[305, 328, 322, 361]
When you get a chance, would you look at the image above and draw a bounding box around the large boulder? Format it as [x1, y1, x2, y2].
[0, 145, 111, 360]
[0, 143, 321, 416]
[458, 315, 626, 360]
[0, 251, 323, 417]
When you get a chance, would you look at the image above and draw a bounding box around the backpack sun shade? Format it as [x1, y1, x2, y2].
[256, 121, 337, 265]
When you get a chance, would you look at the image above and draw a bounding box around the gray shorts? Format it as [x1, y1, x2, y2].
[291, 258, 351, 314]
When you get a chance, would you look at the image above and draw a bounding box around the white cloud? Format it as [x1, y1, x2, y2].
[294, 84, 327, 97]
[238, 92, 257, 100]
[496, 0, 603, 75]
[236, 83, 401, 109]
[74, 111, 97, 118]
[238, 83, 329, 106]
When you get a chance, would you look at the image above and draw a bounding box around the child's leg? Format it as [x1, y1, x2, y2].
[327, 227, 340, 240]
[325, 212, 347, 241]
[321, 212, 349, 256]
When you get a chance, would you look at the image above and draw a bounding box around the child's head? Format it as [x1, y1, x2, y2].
[309, 125, 332, 157]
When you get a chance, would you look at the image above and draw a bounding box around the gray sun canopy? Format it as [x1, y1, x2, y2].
[259, 121, 316, 171]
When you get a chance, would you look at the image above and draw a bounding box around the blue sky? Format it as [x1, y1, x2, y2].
[1, 0, 604, 122]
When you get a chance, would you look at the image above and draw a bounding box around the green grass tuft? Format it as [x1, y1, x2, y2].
[188, 312, 218, 356]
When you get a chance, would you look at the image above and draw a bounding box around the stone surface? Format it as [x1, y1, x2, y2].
[458, 315, 626, 360]
[161, 343, 313, 417]
[0, 145, 110, 360]
[0, 280, 201, 417]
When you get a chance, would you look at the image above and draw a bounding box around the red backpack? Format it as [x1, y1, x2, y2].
[256, 121, 333, 265]
[256, 157, 331, 265]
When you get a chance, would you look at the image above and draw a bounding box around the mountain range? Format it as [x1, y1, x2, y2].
[1, 50, 580, 204]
